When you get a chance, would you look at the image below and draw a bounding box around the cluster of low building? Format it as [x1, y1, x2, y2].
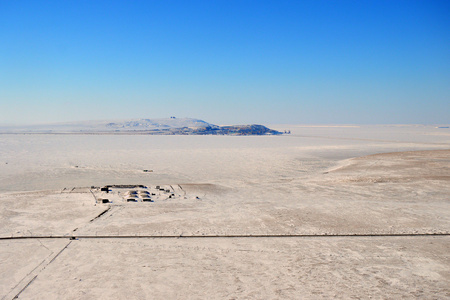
[95, 185, 178, 204]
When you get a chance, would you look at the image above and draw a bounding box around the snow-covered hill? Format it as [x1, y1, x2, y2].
[0, 118, 282, 135]
[0, 118, 214, 133]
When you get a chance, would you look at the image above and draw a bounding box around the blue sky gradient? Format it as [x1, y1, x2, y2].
[0, 0, 449, 125]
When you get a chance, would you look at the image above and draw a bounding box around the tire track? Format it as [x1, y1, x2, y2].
[3, 241, 72, 300]
[1, 232, 449, 241]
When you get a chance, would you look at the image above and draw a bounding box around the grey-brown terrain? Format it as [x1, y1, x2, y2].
[0, 124, 449, 299]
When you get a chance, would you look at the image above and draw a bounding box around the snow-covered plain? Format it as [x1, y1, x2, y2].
[0, 124, 449, 299]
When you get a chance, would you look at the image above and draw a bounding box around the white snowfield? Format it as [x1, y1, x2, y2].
[0, 124, 449, 299]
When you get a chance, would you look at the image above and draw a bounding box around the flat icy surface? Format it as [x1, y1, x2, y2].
[0, 124, 449, 299]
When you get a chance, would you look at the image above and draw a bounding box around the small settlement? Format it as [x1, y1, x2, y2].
[93, 184, 189, 205]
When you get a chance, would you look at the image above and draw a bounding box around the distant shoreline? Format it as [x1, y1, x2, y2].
[0, 118, 282, 136]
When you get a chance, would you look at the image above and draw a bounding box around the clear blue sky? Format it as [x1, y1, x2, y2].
[0, 0, 448, 125]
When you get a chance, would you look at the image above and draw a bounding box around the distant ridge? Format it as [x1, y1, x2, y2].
[0, 118, 282, 135]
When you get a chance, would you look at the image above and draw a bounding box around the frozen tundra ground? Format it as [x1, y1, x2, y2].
[0, 124, 449, 299]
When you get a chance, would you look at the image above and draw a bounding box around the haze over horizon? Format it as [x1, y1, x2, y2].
[1, 0, 449, 125]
